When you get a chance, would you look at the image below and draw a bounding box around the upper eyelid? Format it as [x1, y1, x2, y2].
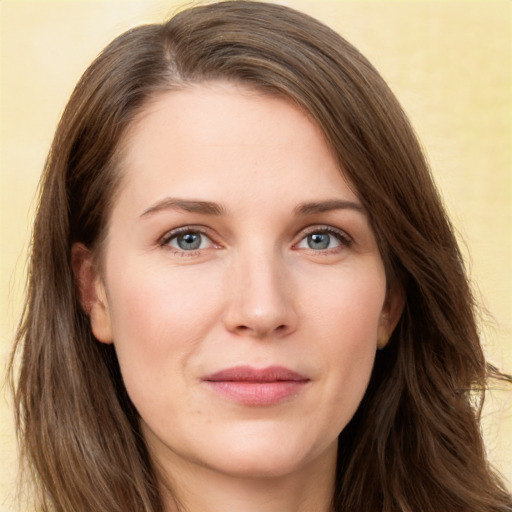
[296, 224, 352, 242]
[159, 225, 216, 244]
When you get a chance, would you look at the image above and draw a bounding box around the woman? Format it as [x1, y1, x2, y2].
[10, 1, 511, 511]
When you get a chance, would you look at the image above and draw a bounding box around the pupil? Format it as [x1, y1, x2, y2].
[178, 233, 201, 250]
[308, 233, 329, 250]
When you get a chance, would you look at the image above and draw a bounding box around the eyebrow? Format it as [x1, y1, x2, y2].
[140, 198, 225, 217]
[140, 197, 364, 218]
[294, 199, 365, 216]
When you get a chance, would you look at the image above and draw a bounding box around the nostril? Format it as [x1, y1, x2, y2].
[233, 323, 289, 337]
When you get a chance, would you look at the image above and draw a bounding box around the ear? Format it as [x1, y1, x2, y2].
[377, 282, 405, 349]
[71, 243, 113, 344]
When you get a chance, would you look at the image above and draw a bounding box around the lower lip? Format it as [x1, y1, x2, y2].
[205, 381, 308, 406]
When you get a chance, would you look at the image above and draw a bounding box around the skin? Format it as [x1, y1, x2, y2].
[74, 82, 403, 512]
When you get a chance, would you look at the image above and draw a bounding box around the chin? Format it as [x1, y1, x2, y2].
[199, 431, 337, 480]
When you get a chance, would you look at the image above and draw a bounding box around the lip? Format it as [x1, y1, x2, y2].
[202, 366, 310, 406]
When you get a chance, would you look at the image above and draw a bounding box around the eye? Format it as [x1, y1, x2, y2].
[296, 228, 351, 252]
[162, 229, 214, 252]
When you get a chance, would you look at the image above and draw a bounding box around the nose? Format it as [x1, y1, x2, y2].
[222, 248, 298, 339]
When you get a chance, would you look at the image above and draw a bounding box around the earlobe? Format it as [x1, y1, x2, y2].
[377, 283, 405, 349]
[71, 243, 113, 344]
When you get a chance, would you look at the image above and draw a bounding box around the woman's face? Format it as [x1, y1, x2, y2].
[82, 82, 402, 482]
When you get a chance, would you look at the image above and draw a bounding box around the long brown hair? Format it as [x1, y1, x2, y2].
[10, 1, 511, 511]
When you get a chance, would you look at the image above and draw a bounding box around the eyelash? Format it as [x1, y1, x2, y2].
[159, 226, 217, 256]
[159, 225, 352, 256]
[296, 226, 352, 253]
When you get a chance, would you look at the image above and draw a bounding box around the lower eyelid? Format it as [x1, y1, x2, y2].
[168, 248, 202, 257]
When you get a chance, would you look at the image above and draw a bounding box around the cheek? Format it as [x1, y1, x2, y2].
[109, 258, 221, 333]
[301, 270, 386, 417]
[303, 265, 386, 342]
[104, 262, 223, 396]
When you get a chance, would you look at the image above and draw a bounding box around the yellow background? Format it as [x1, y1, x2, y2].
[1, 0, 510, 509]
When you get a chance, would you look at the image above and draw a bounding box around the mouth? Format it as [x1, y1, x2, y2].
[202, 366, 310, 406]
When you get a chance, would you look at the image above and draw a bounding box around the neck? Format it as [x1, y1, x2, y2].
[157, 446, 337, 512]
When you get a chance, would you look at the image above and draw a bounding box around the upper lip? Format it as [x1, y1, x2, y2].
[203, 365, 309, 383]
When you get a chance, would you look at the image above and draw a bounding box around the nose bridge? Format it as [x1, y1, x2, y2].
[223, 241, 296, 338]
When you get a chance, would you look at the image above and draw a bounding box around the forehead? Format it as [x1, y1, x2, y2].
[113, 81, 359, 217]
[125, 82, 329, 156]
